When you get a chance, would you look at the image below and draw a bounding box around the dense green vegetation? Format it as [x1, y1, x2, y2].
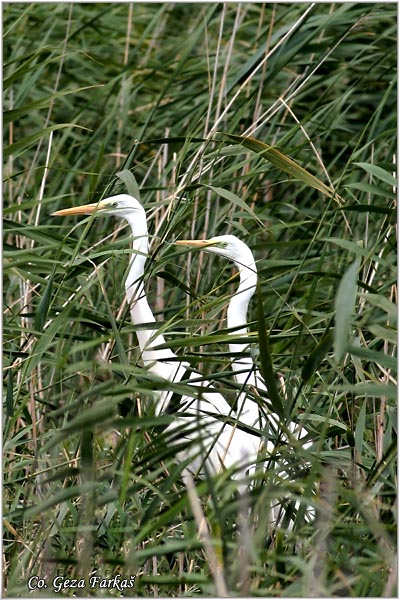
[4, 3, 396, 596]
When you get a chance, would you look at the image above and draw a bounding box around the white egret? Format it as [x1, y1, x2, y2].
[52, 196, 263, 488]
[175, 235, 312, 519]
[53, 195, 186, 416]
[175, 235, 278, 427]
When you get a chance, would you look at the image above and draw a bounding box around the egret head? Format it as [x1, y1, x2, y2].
[176, 234, 256, 273]
[52, 194, 144, 219]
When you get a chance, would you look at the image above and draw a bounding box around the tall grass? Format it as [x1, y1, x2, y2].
[4, 3, 396, 597]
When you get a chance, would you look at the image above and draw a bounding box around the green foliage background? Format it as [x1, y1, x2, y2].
[4, 3, 397, 597]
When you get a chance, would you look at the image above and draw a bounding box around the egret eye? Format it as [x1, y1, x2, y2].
[219, 241, 228, 248]
[111, 201, 119, 208]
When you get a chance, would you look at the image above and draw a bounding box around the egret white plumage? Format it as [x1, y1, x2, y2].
[175, 234, 312, 515]
[175, 235, 278, 428]
[52, 195, 263, 487]
[53, 195, 187, 414]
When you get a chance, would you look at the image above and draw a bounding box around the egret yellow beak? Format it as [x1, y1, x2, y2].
[51, 202, 105, 217]
[175, 239, 214, 248]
